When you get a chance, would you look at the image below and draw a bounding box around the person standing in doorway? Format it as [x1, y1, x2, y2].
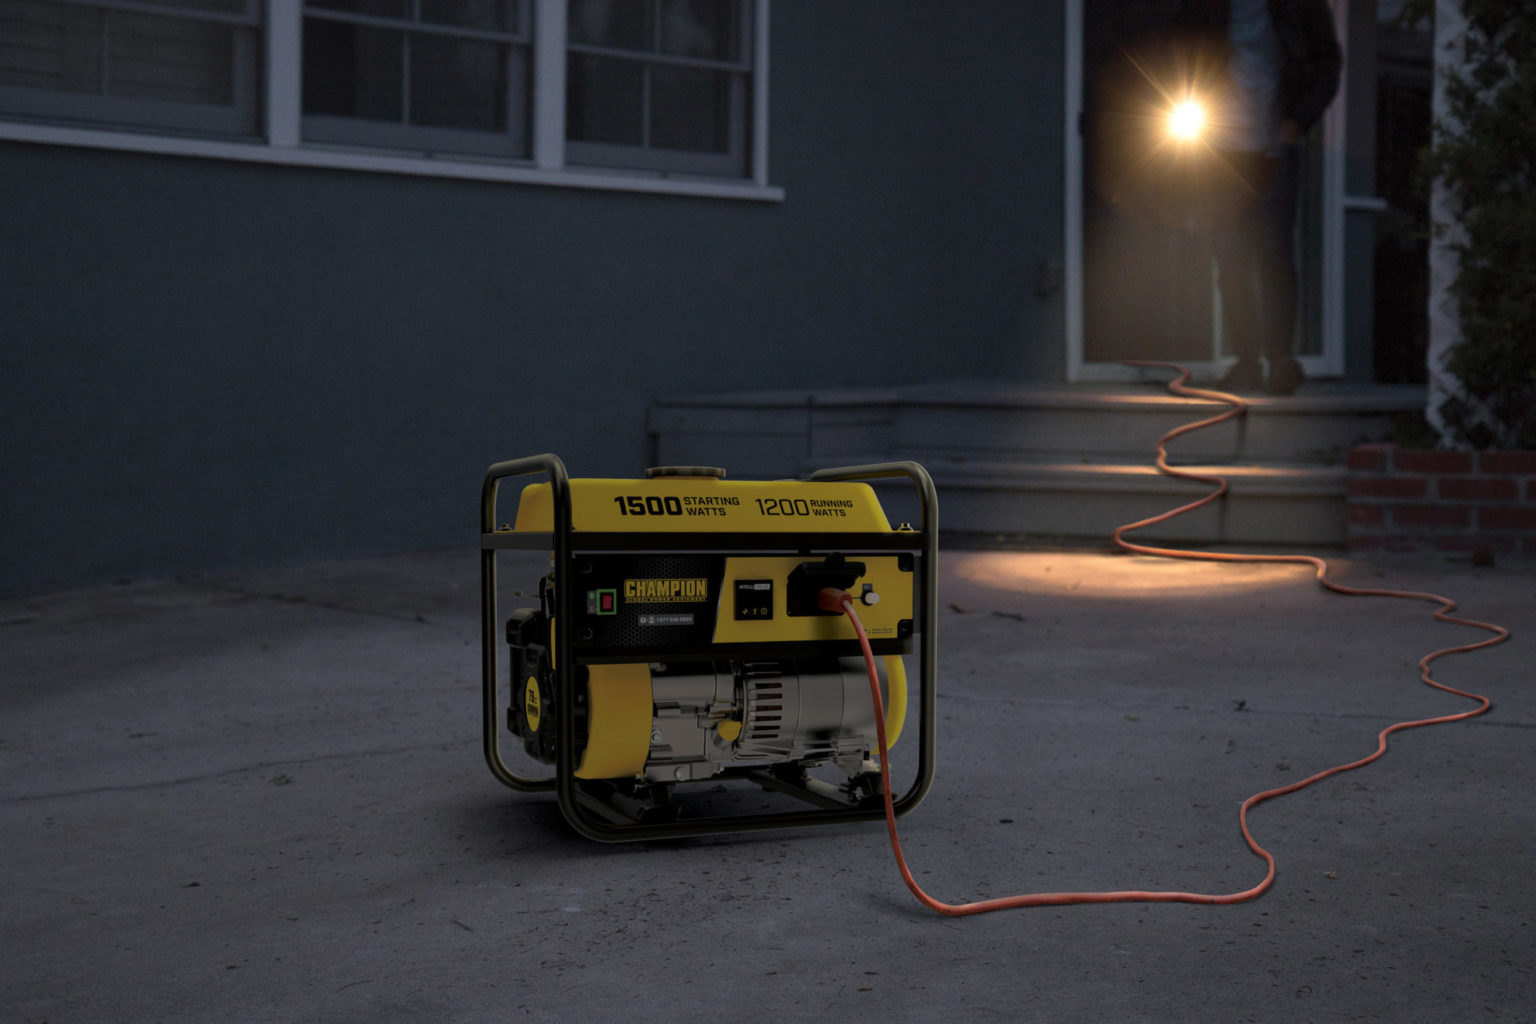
[1180, 0, 1342, 395]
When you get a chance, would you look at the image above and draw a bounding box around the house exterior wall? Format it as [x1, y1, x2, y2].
[0, 2, 1065, 596]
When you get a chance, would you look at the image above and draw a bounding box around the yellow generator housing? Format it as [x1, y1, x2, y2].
[480, 456, 936, 841]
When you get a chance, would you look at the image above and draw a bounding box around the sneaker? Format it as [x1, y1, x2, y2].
[1218, 358, 1264, 393]
[1266, 356, 1305, 396]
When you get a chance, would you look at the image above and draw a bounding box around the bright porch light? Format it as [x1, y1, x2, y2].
[1168, 100, 1207, 142]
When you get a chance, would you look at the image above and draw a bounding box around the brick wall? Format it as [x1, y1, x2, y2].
[1346, 445, 1536, 556]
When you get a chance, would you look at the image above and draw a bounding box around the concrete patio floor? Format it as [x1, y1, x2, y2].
[2, 544, 1531, 1022]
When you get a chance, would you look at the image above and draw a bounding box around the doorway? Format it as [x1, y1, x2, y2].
[1066, 0, 1353, 382]
[1344, 0, 1434, 385]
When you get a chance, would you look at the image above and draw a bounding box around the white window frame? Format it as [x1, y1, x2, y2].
[564, 1, 754, 179]
[0, 0, 263, 136]
[0, 0, 781, 201]
[298, 0, 534, 160]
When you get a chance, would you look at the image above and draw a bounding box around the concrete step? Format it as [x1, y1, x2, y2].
[648, 379, 1426, 548]
[648, 387, 899, 480]
[891, 383, 1420, 464]
[902, 457, 1348, 546]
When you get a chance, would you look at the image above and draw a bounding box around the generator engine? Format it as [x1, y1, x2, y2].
[507, 605, 903, 785]
[480, 456, 936, 841]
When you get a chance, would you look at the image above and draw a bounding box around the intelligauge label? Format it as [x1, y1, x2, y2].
[623, 578, 709, 603]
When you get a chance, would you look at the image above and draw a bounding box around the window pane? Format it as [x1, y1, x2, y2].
[409, 33, 505, 130]
[649, 63, 729, 153]
[0, 0, 102, 94]
[565, 52, 640, 144]
[302, 18, 403, 121]
[659, 0, 736, 62]
[568, 0, 648, 51]
[419, 0, 516, 34]
[307, 0, 408, 20]
[109, 12, 235, 105]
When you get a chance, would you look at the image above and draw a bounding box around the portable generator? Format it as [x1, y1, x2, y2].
[480, 455, 936, 841]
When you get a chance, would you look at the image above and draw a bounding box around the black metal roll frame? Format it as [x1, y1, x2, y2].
[480, 453, 938, 842]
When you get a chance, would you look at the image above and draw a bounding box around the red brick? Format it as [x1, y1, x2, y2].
[1347, 444, 1392, 471]
[1347, 476, 1428, 499]
[1347, 535, 1384, 551]
[1396, 449, 1473, 474]
[1391, 504, 1472, 527]
[1438, 477, 1519, 502]
[1479, 451, 1536, 475]
[1435, 535, 1515, 553]
[1528, 479, 1536, 502]
[1347, 503, 1384, 526]
[1523, 535, 1536, 555]
[1479, 505, 1536, 530]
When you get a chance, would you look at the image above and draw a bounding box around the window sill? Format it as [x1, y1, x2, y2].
[0, 120, 786, 202]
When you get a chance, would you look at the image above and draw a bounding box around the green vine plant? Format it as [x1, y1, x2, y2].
[1411, 0, 1536, 449]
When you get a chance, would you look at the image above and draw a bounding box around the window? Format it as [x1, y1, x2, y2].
[566, 0, 751, 177]
[302, 0, 531, 158]
[0, 0, 260, 136]
[0, 0, 776, 199]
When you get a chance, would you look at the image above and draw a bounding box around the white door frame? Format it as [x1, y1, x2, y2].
[1064, 0, 1350, 382]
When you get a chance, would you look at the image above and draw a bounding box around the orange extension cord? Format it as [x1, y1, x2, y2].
[827, 360, 1510, 916]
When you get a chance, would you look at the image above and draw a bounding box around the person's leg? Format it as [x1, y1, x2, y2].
[1260, 142, 1304, 394]
[1212, 151, 1269, 391]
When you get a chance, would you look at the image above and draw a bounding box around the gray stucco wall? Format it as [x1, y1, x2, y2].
[0, 1, 1064, 596]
